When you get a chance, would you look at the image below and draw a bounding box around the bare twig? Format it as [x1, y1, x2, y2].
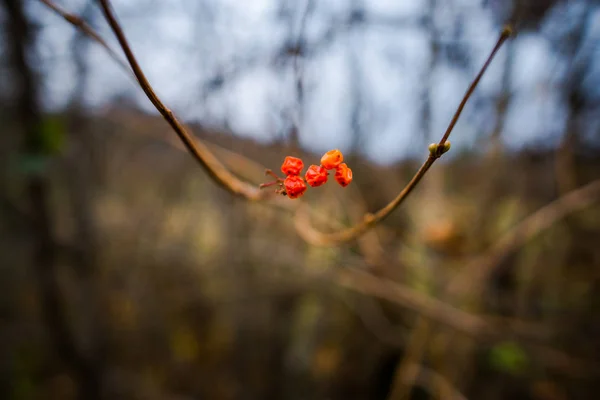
[295, 27, 513, 246]
[42, 0, 511, 247]
[436, 26, 512, 148]
[40, 0, 272, 200]
[109, 111, 351, 231]
[39, 0, 132, 76]
[93, 0, 275, 200]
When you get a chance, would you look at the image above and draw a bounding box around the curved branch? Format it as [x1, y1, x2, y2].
[43, 0, 512, 246]
[295, 27, 512, 246]
[94, 0, 274, 200]
[295, 157, 437, 245]
[41, 0, 273, 199]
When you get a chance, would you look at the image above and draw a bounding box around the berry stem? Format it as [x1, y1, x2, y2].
[264, 169, 283, 181]
[259, 181, 281, 189]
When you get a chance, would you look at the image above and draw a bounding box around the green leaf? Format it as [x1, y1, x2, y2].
[488, 341, 528, 375]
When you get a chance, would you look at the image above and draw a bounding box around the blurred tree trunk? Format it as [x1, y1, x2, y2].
[63, 0, 110, 389]
[2, 1, 102, 398]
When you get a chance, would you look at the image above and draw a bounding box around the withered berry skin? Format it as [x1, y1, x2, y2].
[320, 149, 343, 170]
[305, 165, 328, 187]
[284, 175, 307, 199]
[281, 156, 304, 176]
[334, 163, 352, 187]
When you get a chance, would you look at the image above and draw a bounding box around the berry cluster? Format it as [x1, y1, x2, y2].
[260, 149, 353, 199]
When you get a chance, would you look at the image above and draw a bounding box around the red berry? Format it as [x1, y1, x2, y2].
[284, 175, 307, 199]
[334, 163, 352, 187]
[320, 149, 343, 170]
[281, 156, 304, 176]
[304, 165, 328, 187]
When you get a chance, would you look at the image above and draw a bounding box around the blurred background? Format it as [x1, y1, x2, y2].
[1, 0, 600, 399]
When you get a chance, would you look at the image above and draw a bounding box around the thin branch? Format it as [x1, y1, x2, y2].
[39, 0, 132, 76]
[43, 0, 511, 246]
[41, 0, 277, 201]
[437, 26, 512, 148]
[40, 0, 274, 201]
[110, 112, 348, 231]
[94, 0, 274, 200]
[294, 27, 513, 246]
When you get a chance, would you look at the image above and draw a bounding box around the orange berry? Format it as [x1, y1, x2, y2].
[304, 165, 328, 187]
[281, 156, 304, 176]
[334, 163, 352, 187]
[320, 149, 343, 170]
[284, 175, 307, 199]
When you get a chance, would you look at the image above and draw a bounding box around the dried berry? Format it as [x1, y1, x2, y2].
[304, 165, 328, 187]
[334, 163, 353, 187]
[281, 156, 304, 176]
[320, 149, 343, 170]
[284, 175, 307, 199]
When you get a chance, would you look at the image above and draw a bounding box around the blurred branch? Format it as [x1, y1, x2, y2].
[39, 0, 132, 76]
[295, 26, 512, 246]
[407, 363, 468, 400]
[387, 318, 432, 400]
[199, 10, 419, 95]
[338, 292, 408, 347]
[448, 178, 600, 296]
[287, 0, 314, 150]
[384, 177, 600, 399]
[554, 7, 592, 196]
[331, 266, 546, 341]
